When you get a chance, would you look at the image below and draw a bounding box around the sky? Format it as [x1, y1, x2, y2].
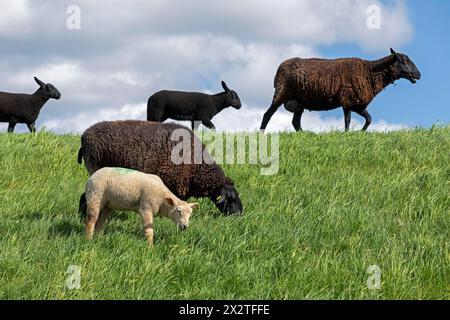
[0, 0, 448, 133]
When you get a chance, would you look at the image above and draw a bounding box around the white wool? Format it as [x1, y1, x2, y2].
[83, 167, 196, 245]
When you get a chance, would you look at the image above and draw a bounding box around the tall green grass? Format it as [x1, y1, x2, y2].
[0, 127, 448, 299]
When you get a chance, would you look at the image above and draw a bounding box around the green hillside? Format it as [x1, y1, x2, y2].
[0, 127, 449, 299]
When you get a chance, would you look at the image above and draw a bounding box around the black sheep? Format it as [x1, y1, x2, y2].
[260, 49, 421, 132]
[78, 120, 243, 215]
[0, 77, 61, 133]
[147, 81, 242, 130]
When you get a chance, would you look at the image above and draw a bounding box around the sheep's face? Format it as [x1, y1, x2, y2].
[212, 180, 243, 215]
[44, 83, 62, 100]
[226, 90, 242, 109]
[34, 76, 61, 100]
[164, 197, 198, 231]
[222, 80, 242, 109]
[390, 49, 421, 84]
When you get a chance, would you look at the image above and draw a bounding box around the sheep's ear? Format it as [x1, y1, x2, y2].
[390, 48, 400, 56]
[34, 77, 45, 88]
[390, 48, 400, 62]
[189, 203, 198, 210]
[164, 197, 176, 207]
[221, 81, 230, 92]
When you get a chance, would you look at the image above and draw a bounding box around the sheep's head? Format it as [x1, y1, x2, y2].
[211, 177, 243, 215]
[389, 49, 421, 84]
[222, 81, 242, 109]
[35, 76, 62, 100]
[163, 197, 197, 231]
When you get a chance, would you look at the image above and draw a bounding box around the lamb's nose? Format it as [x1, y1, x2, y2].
[180, 225, 187, 231]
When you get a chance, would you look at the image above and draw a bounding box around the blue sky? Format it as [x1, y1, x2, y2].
[318, 0, 450, 127]
[0, 0, 448, 132]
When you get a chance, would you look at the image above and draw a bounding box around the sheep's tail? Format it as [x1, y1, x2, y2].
[77, 147, 83, 164]
[79, 193, 87, 222]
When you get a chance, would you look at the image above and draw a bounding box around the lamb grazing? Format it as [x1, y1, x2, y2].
[79, 167, 198, 246]
[0, 77, 61, 133]
[260, 49, 421, 132]
[147, 81, 242, 130]
[78, 121, 243, 215]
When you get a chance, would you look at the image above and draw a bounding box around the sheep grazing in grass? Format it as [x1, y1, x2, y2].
[79, 167, 198, 246]
[0, 77, 61, 133]
[78, 120, 243, 215]
[147, 81, 242, 130]
[260, 49, 421, 132]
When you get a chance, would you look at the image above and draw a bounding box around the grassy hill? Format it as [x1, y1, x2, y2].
[0, 127, 449, 299]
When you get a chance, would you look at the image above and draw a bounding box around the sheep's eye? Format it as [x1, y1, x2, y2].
[176, 208, 182, 216]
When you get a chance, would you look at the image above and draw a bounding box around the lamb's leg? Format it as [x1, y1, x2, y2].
[27, 122, 36, 133]
[292, 109, 304, 132]
[7, 122, 16, 133]
[260, 88, 284, 131]
[355, 109, 372, 131]
[95, 207, 113, 233]
[85, 201, 100, 240]
[343, 108, 352, 132]
[140, 208, 154, 246]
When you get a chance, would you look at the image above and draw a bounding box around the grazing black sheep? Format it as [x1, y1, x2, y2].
[78, 120, 243, 215]
[260, 49, 421, 132]
[147, 81, 242, 130]
[0, 77, 61, 133]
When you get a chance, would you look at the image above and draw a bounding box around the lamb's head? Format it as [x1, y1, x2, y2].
[389, 49, 421, 84]
[35, 76, 61, 100]
[222, 81, 242, 109]
[211, 177, 243, 215]
[163, 197, 198, 231]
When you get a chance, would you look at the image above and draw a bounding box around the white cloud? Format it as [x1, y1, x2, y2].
[41, 103, 147, 133]
[0, 0, 415, 133]
[0, 0, 31, 37]
[58, 0, 411, 51]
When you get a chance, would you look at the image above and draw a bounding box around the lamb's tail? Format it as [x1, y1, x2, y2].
[77, 148, 83, 164]
[79, 193, 87, 222]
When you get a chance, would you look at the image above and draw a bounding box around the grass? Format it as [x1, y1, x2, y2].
[0, 127, 449, 299]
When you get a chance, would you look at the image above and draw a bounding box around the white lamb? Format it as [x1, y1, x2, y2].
[79, 167, 198, 246]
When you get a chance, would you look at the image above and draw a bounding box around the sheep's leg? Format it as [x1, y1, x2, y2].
[201, 118, 216, 130]
[292, 109, 304, 132]
[343, 108, 352, 132]
[85, 201, 101, 240]
[27, 122, 36, 133]
[140, 208, 154, 246]
[7, 122, 16, 133]
[95, 207, 113, 233]
[355, 109, 372, 131]
[260, 89, 284, 131]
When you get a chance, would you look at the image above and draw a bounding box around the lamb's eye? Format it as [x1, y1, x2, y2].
[176, 208, 182, 216]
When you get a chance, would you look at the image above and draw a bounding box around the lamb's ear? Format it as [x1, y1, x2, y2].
[164, 197, 176, 207]
[221, 81, 230, 92]
[34, 76, 45, 88]
[189, 203, 198, 210]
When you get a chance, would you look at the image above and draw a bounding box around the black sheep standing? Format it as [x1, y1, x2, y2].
[0, 77, 61, 133]
[147, 81, 242, 130]
[260, 49, 421, 132]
